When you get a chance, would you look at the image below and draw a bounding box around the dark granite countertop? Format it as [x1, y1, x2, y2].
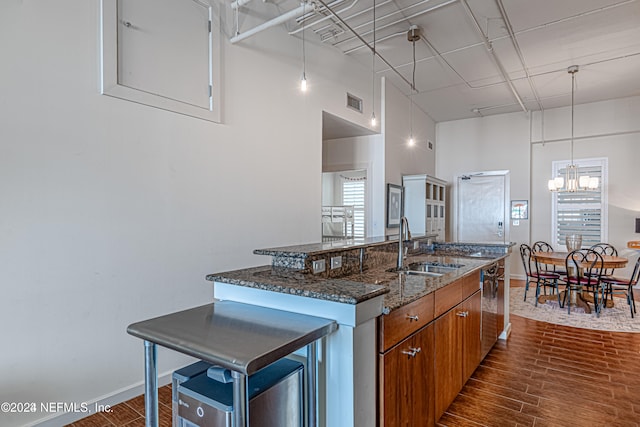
[207, 251, 509, 312]
[253, 234, 437, 258]
[207, 265, 389, 305]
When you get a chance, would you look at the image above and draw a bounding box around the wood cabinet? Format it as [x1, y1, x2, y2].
[433, 272, 482, 420]
[378, 292, 435, 426]
[462, 291, 482, 381]
[379, 323, 435, 427]
[433, 306, 463, 419]
[379, 271, 483, 426]
[379, 293, 434, 353]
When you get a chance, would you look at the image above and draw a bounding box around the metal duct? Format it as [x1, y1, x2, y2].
[231, 0, 254, 10]
[230, 3, 309, 44]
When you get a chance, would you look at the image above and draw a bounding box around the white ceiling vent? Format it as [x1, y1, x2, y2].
[346, 93, 363, 113]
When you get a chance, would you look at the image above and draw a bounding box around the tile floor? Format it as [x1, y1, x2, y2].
[438, 311, 640, 426]
[65, 385, 172, 427]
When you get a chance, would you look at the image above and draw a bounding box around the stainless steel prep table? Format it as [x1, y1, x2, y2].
[127, 301, 338, 427]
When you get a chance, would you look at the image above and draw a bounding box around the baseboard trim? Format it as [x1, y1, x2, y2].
[30, 371, 173, 427]
[499, 322, 512, 340]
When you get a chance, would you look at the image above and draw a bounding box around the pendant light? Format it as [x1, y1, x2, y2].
[300, 2, 308, 92]
[548, 66, 599, 192]
[407, 25, 420, 146]
[370, 0, 377, 127]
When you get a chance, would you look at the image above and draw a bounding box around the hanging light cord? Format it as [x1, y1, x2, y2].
[234, 4, 239, 36]
[371, 0, 376, 117]
[410, 38, 416, 140]
[570, 69, 575, 165]
[302, 2, 306, 77]
[412, 39, 417, 92]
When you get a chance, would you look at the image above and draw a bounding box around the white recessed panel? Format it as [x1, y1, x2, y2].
[100, 0, 221, 122]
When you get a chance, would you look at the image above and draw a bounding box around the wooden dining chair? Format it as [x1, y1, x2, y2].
[520, 244, 561, 306]
[564, 249, 605, 316]
[601, 256, 640, 318]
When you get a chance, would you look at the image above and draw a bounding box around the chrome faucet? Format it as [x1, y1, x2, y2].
[397, 216, 412, 269]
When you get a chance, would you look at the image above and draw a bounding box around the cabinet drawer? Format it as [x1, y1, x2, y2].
[434, 280, 462, 318]
[379, 293, 434, 353]
[461, 271, 481, 300]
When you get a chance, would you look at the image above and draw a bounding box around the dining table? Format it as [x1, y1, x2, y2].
[532, 251, 628, 313]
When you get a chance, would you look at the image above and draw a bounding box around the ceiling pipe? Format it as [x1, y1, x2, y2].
[459, 0, 527, 113]
[231, 0, 254, 10]
[332, 0, 456, 47]
[374, 0, 636, 115]
[309, 0, 422, 36]
[365, 0, 523, 95]
[349, 0, 636, 69]
[289, 0, 363, 35]
[343, 30, 407, 54]
[378, 47, 640, 96]
[363, 0, 636, 57]
[494, 0, 543, 111]
[232, 0, 347, 43]
[230, 3, 310, 44]
[313, 0, 416, 90]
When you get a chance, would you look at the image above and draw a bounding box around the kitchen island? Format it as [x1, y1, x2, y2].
[206, 237, 513, 426]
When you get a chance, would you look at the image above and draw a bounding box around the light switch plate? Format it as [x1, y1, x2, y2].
[312, 259, 326, 274]
[330, 256, 342, 269]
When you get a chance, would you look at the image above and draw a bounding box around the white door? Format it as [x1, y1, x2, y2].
[456, 172, 509, 243]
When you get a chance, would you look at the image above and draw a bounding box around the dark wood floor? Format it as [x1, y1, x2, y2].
[70, 282, 640, 427]
[437, 286, 640, 426]
[65, 386, 171, 427]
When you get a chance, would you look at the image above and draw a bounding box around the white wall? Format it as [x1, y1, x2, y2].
[0, 1, 383, 425]
[437, 96, 640, 279]
[382, 79, 436, 234]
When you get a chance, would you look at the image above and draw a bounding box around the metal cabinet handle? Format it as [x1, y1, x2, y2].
[401, 347, 421, 358]
[406, 314, 419, 321]
[456, 311, 469, 317]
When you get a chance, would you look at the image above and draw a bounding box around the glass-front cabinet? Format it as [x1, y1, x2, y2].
[403, 174, 447, 241]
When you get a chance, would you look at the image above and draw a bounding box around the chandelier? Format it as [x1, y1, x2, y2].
[547, 65, 599, 192]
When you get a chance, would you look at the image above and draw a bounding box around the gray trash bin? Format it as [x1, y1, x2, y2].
[173, 360, 213, 427]
[175, 358, 303, 427]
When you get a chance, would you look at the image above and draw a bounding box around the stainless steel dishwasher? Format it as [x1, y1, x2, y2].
[481, 261, 503, 359]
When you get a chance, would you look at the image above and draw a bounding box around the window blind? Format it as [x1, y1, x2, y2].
[553, 160, 607, 248]
[343, 180, 365, 238]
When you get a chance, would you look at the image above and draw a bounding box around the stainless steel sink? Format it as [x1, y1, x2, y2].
[386, 262, 464, 277]
[406, 262, 464, 275]
[403, 269, 443, 277]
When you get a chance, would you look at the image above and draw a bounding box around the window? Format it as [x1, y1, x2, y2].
[343, 179, 366, 238]
[552, 158, 608, 248]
